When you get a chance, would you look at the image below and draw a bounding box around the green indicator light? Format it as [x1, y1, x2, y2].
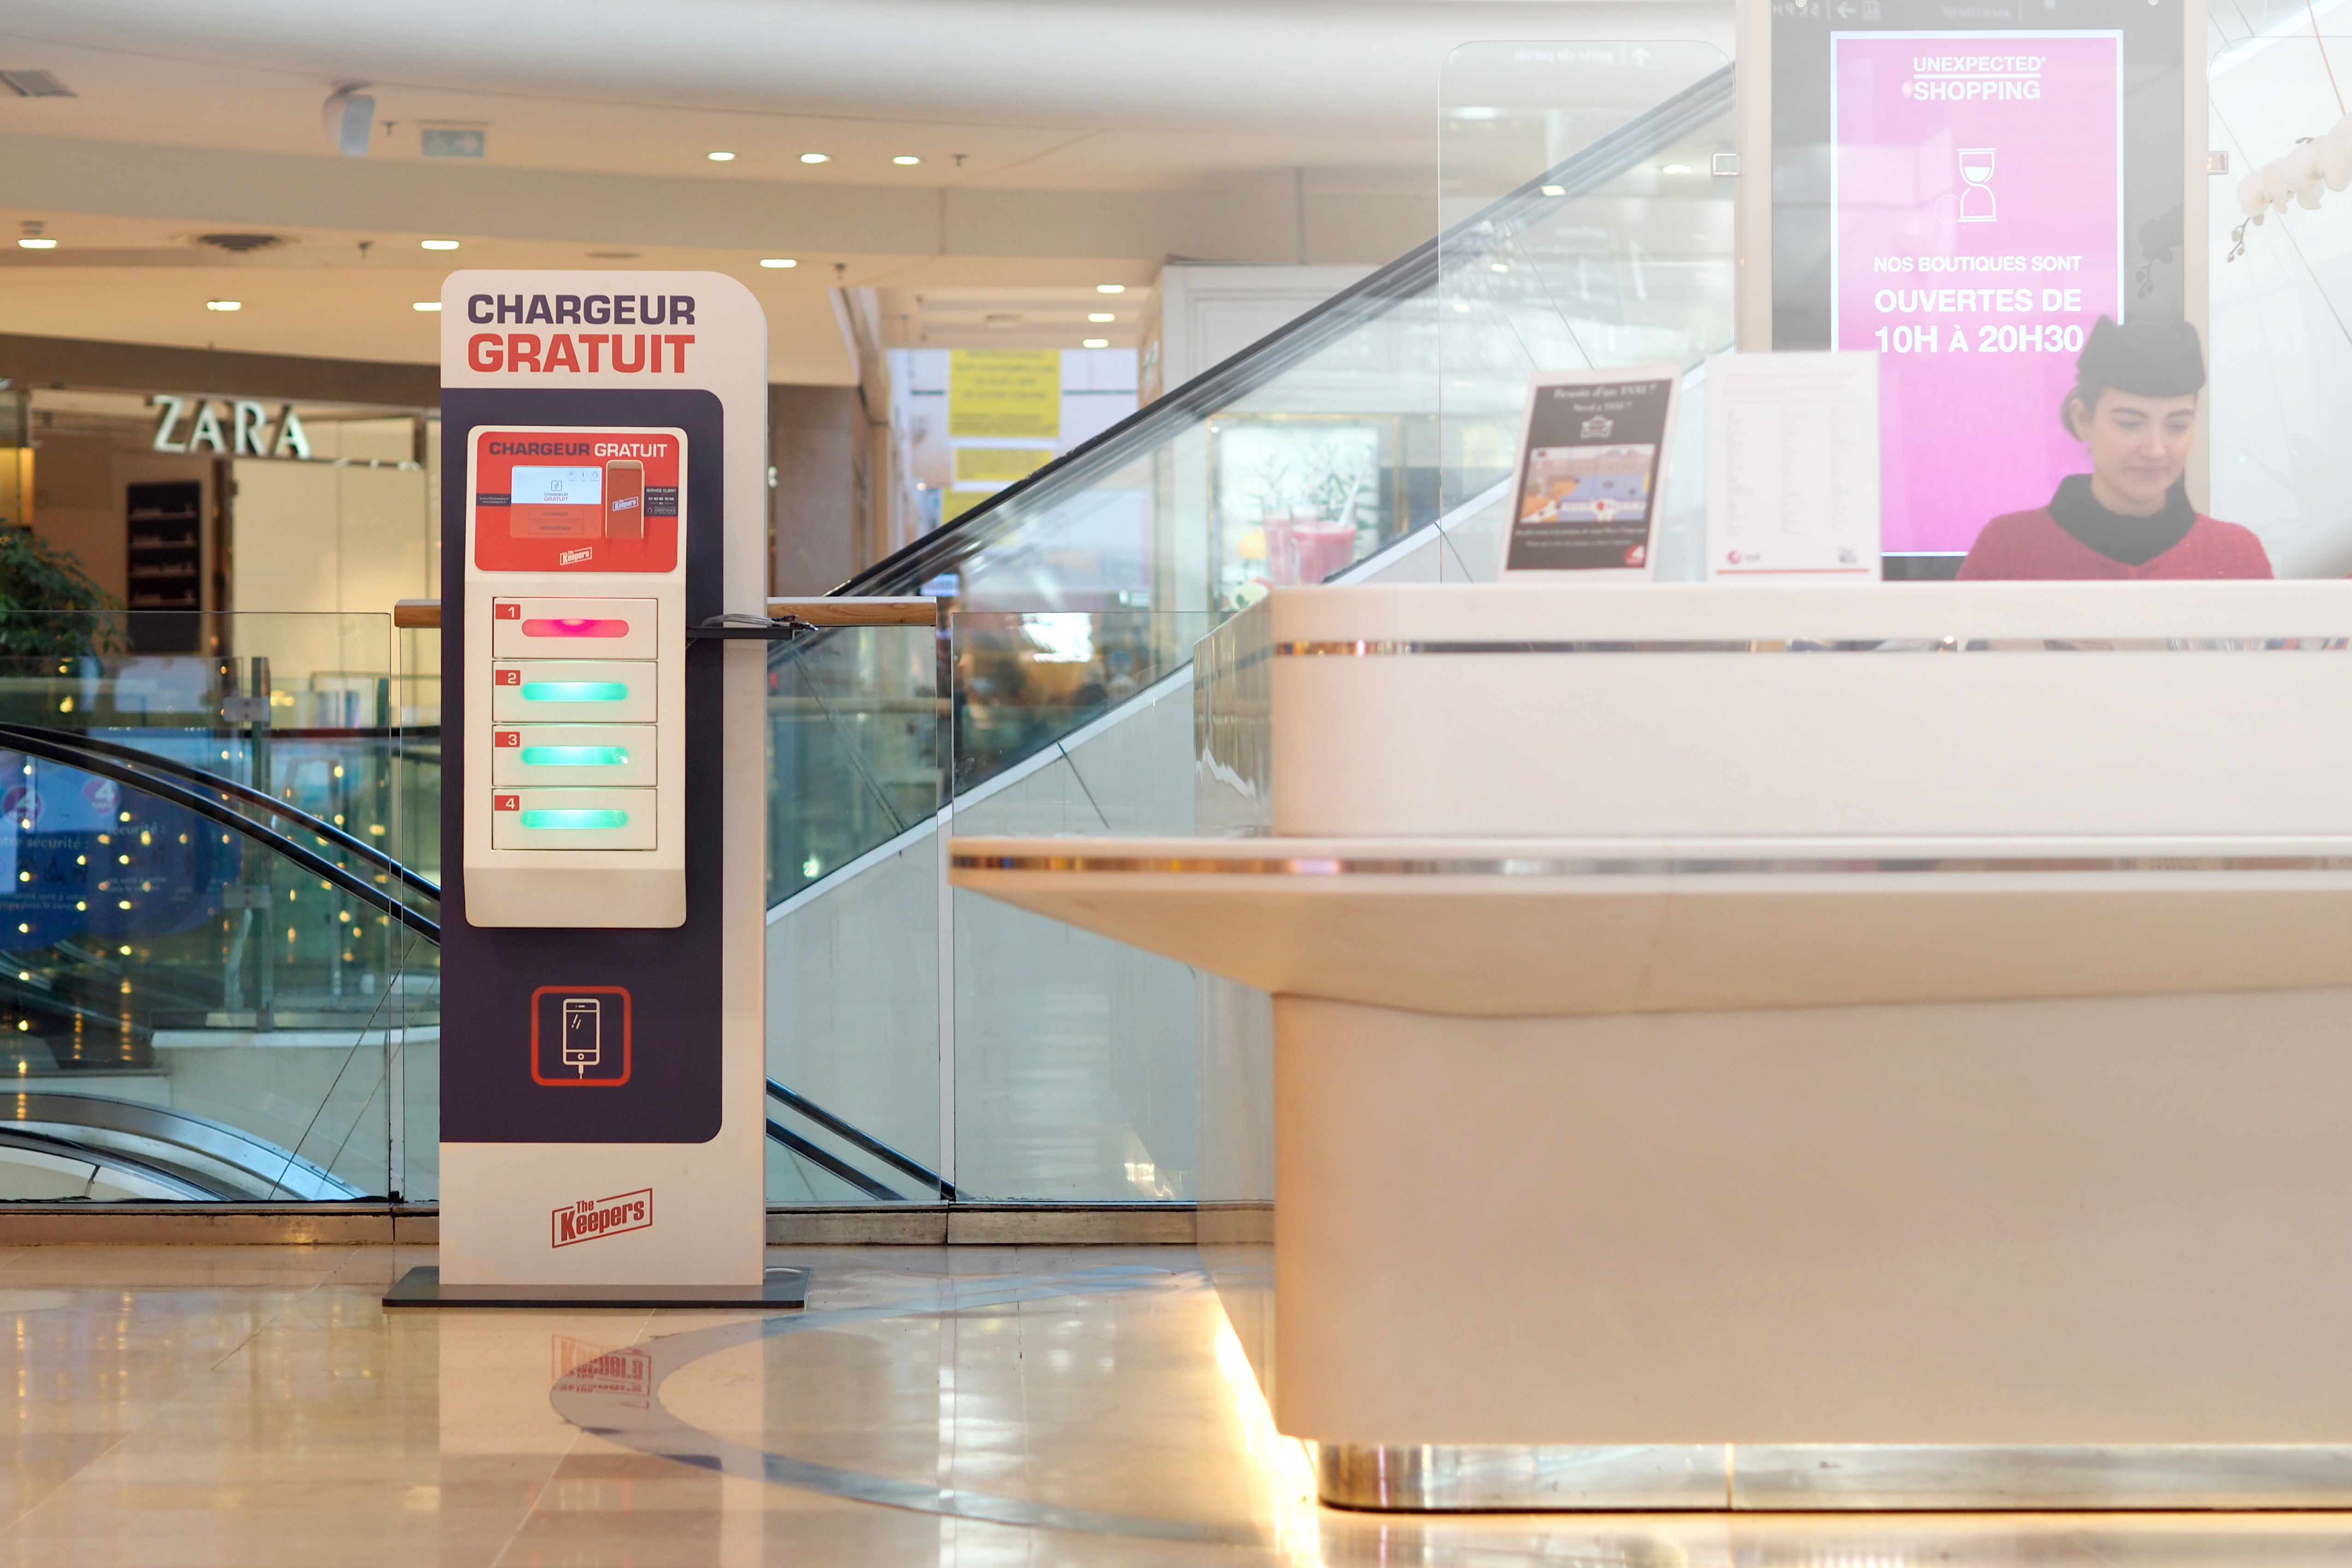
[520, 681, 629, 703]
[519, 808, 629, 830]
[520, 745, 629, 767]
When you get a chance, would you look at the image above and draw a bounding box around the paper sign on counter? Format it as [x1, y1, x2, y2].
[1704, 351, 1881, 582]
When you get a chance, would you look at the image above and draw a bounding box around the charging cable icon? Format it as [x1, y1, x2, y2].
[561, 997, 602, 1076]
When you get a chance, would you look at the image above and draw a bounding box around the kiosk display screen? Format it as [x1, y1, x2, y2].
[1771, 0, 2184, 574]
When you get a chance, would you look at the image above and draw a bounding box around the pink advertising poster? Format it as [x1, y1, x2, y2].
[1831, 32, 2122, 557]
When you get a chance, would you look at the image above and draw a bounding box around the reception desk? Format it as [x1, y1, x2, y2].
[951, 582, 2352, 1510]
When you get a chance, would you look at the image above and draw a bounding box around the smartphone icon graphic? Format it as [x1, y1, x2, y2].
[605, 461, 644, 541]
[562, 997, 601, 1074]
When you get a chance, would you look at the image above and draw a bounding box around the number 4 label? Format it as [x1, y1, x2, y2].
[494, 794, 520, 812]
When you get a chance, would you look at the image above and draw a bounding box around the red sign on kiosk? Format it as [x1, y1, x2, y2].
[470, 427, 683, 574]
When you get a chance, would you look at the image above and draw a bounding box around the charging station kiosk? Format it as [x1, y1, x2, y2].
[387, 271, 787, 1307]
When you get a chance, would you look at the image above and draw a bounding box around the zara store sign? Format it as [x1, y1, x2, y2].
[147, 394, 312, 458]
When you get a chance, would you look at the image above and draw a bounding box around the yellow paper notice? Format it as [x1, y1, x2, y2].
[949, 350, 1060, 439]
[953, 447, 1054, 485]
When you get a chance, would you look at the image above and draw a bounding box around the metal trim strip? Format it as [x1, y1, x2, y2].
[1276, 636, 2352, 656]
[1313, 1441, 2352, 1512]
[950, 851, 2352, 877]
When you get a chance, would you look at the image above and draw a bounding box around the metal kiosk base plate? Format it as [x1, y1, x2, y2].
[383, 1266, 807, 1310]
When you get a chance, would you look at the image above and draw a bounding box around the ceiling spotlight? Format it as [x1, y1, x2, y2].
[15, 238, 53, 250]
[1082, 338, 1109, 348]
[759, 258, 798, 268]
[1539, 184, 1566, 196]
[1095, 284, 1125, 294]
[1087, 312, 1115, 322]
[800, 152, 829, 164]
[413, 301, 442, 312]
[892, 154, 921, 165]
[708, 151, 736, 162]
[1662, 163, 1693, 174]
[420, 239, 459, 251]
[206, 300, 242, 312]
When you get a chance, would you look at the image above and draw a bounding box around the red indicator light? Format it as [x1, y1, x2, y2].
[521, 618, 629, 639]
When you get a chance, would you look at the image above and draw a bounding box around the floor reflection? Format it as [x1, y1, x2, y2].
[0, 1243, 2341, 1564]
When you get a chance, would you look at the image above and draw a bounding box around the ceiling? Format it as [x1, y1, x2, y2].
[0, 0, 1733, 383]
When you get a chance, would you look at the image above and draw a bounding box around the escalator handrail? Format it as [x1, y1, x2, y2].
[768, 1077, 956, 1199]
[0, 1089, 365, 1201]
[766, 1119, 905, 1201]
[828, 60, 1738, 600]
[0, 724, 439, 903]
[0, 1123, 227, 1200]
[0, 728, 441, 942]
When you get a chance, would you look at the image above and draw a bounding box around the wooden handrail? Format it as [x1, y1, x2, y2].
[391, 597, 937, 630]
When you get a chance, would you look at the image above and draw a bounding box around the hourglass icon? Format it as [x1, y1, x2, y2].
[1959, 147, 1997, 223]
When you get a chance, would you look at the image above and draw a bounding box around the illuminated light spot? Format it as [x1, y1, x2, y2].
[117, 900, 130, 910]
[798, 152, 827, 164]
[759, 258, 796, 269]
[1096, 283, 1125, 293]
[707, 151, 736, 162]
[520, 746, 628, 767]
[519, 808, 628, 830]
[420, 239, 460, 251]
[521, 618, 628, 639]
[520, 682, 628, 703]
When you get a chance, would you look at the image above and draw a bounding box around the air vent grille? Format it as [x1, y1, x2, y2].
[195, 233, 286, 254]
[0, 71, 73, 98]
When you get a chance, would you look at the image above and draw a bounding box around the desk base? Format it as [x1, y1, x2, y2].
[1314, 1443, 2352, 1511]
[382, 1266, 807, 1310]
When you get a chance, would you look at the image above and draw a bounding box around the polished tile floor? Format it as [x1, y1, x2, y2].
[0, 1243, 2348, 1564]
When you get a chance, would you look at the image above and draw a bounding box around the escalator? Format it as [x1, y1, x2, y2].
[0, 723, 925, 1203]
[760, 59, 1737, 1201]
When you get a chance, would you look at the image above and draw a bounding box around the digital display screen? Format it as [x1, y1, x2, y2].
[1831, 32, 2122, 558]
[511, 466, 603, 507]
[1771, 0, 2183, 574]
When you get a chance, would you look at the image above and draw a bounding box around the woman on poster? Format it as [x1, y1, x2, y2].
[1958, 317, 2272, 580]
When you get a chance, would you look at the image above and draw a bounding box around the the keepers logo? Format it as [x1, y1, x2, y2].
[552, 1188, 653, 1247]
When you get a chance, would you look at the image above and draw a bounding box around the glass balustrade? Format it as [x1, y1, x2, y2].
[0, 611, 431, 1202]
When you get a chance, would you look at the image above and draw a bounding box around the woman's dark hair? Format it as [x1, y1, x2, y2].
[2061, 316, 2205, 437]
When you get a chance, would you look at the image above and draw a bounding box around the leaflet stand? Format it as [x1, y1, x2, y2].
[386, 271, 792, 1310]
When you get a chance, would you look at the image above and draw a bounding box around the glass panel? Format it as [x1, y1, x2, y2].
[2209, 17, 2352, 573]
[950, 611, 1212, 1201]
[765, 624, 944, 1203]
[0, 611, 426, 1201]
[1437, 42, 1736, 576]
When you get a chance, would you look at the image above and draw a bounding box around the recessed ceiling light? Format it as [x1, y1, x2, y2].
[708, 151, 736, 162]
[413, 301, 442, 312]
[800, 152, 829, 164]
[206, 300, 241, 312]
[759, 257, 797, 268]
[1095, 284, 1125, 294]
[1087, 312, 1115, 322]
[1539, 184, 1566, 196]
[1490, 261, 1510, 273]
[420, 239, 459, 251]
[1662, 163, 1693, 174]
[1082, 338, 1109, 348]
[14, 238, 53, 249]
[892, 154, 921, 165]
